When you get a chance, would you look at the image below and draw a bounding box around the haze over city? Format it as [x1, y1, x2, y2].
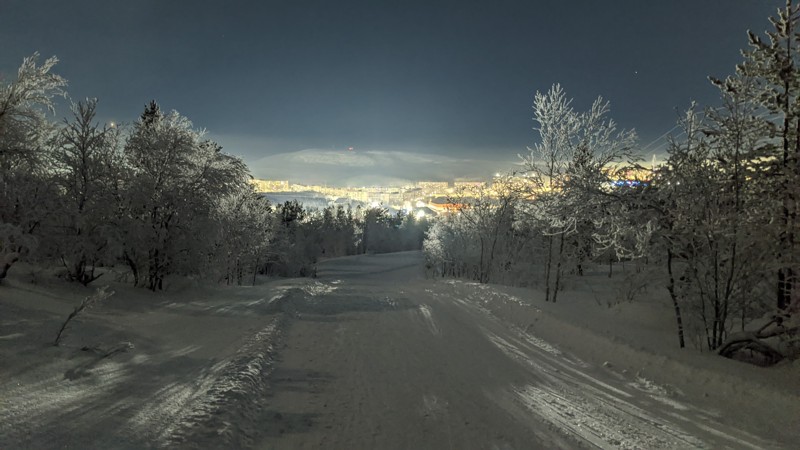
[0, 0, 784, 185]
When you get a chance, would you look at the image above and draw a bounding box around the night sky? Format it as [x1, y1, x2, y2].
[0, 0, 785, 185]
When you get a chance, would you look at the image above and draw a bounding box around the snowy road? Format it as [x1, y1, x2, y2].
[0, 251, 785, 449]
[256, 252, 777, 449]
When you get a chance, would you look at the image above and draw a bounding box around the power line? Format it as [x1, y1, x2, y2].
[640, 124, 680, 152]
[642, 108, 781, 155]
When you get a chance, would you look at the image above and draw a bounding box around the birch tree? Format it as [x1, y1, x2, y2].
[522, 84, 636, 302]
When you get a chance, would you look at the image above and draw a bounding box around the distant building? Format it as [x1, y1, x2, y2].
[417, 181, 449, 191]
[454, 181, 486, 189]
[248, 177, 517, 208]
[250, 179, 290, 192]
[429, 196, 465, 214]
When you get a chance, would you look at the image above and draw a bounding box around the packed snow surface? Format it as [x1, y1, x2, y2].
[1, 252, 797, 448]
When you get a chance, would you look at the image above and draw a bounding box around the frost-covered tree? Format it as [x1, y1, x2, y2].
[521, 84, 636, 302]
[720, 0, 800, 311]
[423, 213, 479, 279]
[655, 103, 774, 350]
[266, 200, 314, 276]
[318, 205, 358, 257]
[212, 188, 273, 285]
[357, 206, 424, 254]
[599, 96, 777, 351]
[48, 99, 122, 285]
[447, 179, 519, 283]
[360, 206, 390, 254]
[0, 53, 66, 277]
[398, 211, 429, 252]
[0, 53, 66, 169]
[122, 101, 249, 290]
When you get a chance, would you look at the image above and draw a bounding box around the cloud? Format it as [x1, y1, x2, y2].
[246, 148, 518, 186]
[292, 150, 378, 167]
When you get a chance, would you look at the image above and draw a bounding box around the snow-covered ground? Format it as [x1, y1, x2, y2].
[442, 274, 800, 448]
[1, 254, 797, 448]
[440, 274, 800, 447]
[0, 265, 298, 448]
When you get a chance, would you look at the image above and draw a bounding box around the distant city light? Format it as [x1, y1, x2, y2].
[612, 180, 649, 188]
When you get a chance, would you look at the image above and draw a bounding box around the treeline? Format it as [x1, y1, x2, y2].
[265, 200, 428, 278]
[424, 5, 799, 361]
[0, 54, 428, 290]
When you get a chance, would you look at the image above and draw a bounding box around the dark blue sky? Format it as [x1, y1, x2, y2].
[0, 0, 785, 183]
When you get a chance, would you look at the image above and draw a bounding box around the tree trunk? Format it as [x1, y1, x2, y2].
[123, 251, 139, 287]
[0, 253, 19, 280]
[148, 249, 159, 291]
[552, 233, 565, 303]
[544, 235, 554, 302]
[478, 236, 486, 283]
[778, 12, 796, 310]
[666, 248, 686, 348]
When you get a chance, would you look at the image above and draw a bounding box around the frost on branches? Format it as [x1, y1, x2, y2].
[520, 83, 637, 303]
[0, 53, 67, 279]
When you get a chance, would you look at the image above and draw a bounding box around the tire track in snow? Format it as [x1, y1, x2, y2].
[484, 327, 706, 448]
[512, 383, 705, 449]
[457, 286, 776, 450]
[130, 316, 283, 448]
[1, 361, 130, 446]
[417, 304, 440, 336]
[142, 280, 337, 447]
[488, 329, 776, 450]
